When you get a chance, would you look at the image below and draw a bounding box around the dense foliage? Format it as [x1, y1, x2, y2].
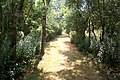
[0, 0, 62, 79]
[0, 0, 120, 79]
[65, 0, 120, 79]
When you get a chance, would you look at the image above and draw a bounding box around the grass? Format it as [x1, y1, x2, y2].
[24, 33, 105, 80]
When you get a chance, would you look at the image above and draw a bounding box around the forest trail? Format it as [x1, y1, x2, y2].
[25, 33, 104, 80]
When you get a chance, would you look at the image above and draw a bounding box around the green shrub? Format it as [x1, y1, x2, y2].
[46, 26, 62, 42]
[70, 31, 77, 43]
[70, 31, 86, 50]
[101, 35, 120, 69]
[0, 31, 41, 80]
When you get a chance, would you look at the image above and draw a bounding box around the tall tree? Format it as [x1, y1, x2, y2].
[11, 0, 25, 60]
[40, 0, 51, 58]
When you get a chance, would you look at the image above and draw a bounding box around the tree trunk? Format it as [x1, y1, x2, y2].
[88, 19, 91, 47]
[101, 0, 105, 41]
[98, 0, 104, 42]
[40, 13, 46, 57]
[88, 0, 91, 47]
[11, 0, 25, 61]
[40, 0, 50, 59]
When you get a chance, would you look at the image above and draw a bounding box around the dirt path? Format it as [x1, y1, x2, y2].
[25, 33, 105, 80]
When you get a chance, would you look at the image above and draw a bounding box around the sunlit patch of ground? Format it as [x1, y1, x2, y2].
[24, 33, 105, 80]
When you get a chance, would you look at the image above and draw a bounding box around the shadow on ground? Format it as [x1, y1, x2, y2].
[24, 33, 106, 80]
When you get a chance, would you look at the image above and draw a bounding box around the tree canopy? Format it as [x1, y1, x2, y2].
[0, 0, 120, 79]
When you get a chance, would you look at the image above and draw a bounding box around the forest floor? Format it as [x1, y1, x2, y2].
[24, 33, 105, 80]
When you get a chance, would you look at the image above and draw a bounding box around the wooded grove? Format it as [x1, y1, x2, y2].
[0, 0, 120, 80]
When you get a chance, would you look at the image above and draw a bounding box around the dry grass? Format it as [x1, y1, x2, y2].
[25, 33, 105, 80]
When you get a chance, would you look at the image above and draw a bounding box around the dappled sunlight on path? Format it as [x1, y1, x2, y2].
[36, 33, 104, 80]
[38, 33, 70, 72]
